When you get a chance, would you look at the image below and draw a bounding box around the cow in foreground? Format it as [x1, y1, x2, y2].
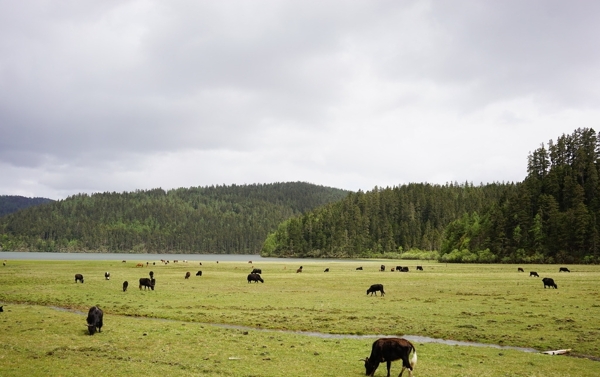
[530, 271, 539, 277]
[247, 273, 264, 283]
[139, 278, 155, 290]
[559, 267, 570, 272]
[75, 274, 84, 283]
[542, 277, 557, 289]
[86, 306, 103, 335]
[367, 284, 385, 296]
[363, 337, 417, 377]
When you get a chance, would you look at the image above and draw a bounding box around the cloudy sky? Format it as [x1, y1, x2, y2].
[2, 1, 599, 200]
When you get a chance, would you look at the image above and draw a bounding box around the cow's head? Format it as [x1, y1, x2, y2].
[87, 323, 97, 335]
[362, 357, 378, 376]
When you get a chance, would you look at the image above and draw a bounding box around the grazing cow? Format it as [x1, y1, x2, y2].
[380, 265, 385, 272]
[367, 284, 385, 296]
[2, 261, 5, 266]
[75, 274, 84, 283]
[396, 266, 402, 272]
[104, 272, 110, 280]
[136, 263, 144, 267]
[149, 271, 154, 279]
[185, 272, 191, 279]
[86, 306, 104, 335]
[196, 271, 203, 276]
[0, 306, 3, 312]
[199, 262, 202, 265]
[174, 260, 178, 263]
[542, 277, 558, 289]
[559, 267, 570, 272]
[356, 267, 363, 270]
[139, 278, 155, 290]
[530, 271, 539, 277]
[296, 266, 303, 273]
[122, 281, 128, 292]
[122, 260, 126, 263]
[324, 268, 330, 272]
[518, 267, 524, 272]
[416, 266, 423, 271]
[251, 268, 262, 274]
[401, 267, 409, 272]
[247, 273, 264, 283]
[248, 260, 252, 264]
[363, 338, 417, 377]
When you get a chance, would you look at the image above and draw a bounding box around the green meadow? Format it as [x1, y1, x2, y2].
[1, 259, 599, 376]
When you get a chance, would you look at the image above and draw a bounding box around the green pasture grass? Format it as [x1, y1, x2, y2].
[1, 259, 599, 376]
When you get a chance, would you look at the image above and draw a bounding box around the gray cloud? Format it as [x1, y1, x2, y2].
[1, 1, 599, 199]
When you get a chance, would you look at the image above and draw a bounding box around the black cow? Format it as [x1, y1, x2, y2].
[401, 267, 409, 272]
[416, 266, 423, 271]
[297, 266, 303, 273]
[530, 271, 539, 277]
[380, 265, 385, 272]
[247, 273, 264, 283]
[518, 267, 524, 272]
[185, 272, 191, 279]
[86, 306, 103, 335]
[196, 271, 203, 276]
[75, 274, 84, 283]
[356, 267, 363, 270]
[395, 266, 402, 272]
[104, 272, 110, 280]
[542, 277, 557, 289]
[0, 306, 3, 312]
[122, 281, 128, 292]
[559, 267, 570, 272]
[139, 278, 155, 290]
[251, 268, 262, 274]
[363, 337, 417, 377]
[149, 271, 154, 279]
[367, 284, 385, 296]
[324, 268, 329, 272]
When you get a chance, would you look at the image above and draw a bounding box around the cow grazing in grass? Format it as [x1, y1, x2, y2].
[380, 265, 385, 272]
[139, 278, 155, 290]
[363, 338, 417, 377]
[104, 272, 110, 280]
[0, 306, 3, 312]
[530, 271, 539, 277]
[297, 266, 303, 273]
[324, 268, 329, 272]
[542, 277, 557, 289]
[247, 273, 264, 283]
[86, 306, 103, 335]
[401, 267, 409, 272]
[518, 268, 524, 272]
[123, 281, 128, 292]
[75, 274, 84, 283]
[356, 267, 363, 270]
[196, 271, 202, 276]
[559, 267, 570, 272]
[367, 284, 385, 296]
[251, 268, 262, 274]
[416, 266, 423, 271]
[185, 272, 191, 279]
[395, 266, 402, 272]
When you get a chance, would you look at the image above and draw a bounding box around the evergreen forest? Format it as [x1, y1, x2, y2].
[0, 196, 53, 217]
[262, 128, 600, 264]
[0, 182, 349, 254]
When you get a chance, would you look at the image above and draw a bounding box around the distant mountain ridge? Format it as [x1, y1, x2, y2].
[0, 182, 350, 254]
[0, 196, 54, 217]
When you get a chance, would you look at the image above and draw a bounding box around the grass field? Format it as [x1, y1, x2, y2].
[1, 258, 599, 376]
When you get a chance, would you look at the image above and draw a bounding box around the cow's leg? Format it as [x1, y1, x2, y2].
[386, 360, 392, 377]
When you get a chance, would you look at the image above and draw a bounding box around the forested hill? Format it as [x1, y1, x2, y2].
[261, 128, 600, 264]
[260, 182, 515, 258]
[0, 182, 350, 254]
[0, 196, 54, 217]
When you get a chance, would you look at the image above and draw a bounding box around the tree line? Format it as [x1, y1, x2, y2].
[262, 128, 600, 264]
[0, 182, 349, 254]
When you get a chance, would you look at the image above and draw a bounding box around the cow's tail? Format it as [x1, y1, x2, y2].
[410, 345, 418, 369]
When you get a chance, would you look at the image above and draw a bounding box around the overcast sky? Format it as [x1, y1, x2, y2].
[2, 1, 599, 200]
